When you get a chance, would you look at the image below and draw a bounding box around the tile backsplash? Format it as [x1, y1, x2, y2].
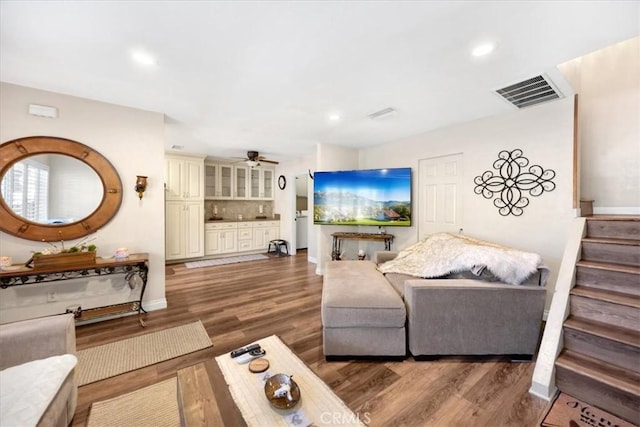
[205, 200, 275, 220]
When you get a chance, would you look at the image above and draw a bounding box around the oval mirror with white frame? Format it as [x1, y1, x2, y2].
[0, 136, 122, 241]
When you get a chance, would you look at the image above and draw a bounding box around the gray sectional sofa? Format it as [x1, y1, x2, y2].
[321, 252, 548, 360]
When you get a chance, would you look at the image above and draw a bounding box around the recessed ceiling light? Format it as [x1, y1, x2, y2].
[131, 50, 157, 66]
[328, 113, 341, 121]
[471, 42, 496, 57]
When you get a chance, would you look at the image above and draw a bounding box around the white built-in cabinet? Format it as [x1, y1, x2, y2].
[165, 156, 204, 201]
[237, 222, 254, 252]
[205, 222, 238, 255]
[252, 221, 280, 250]
[204, 162, 233, 199]
[205, 221, 279, 256]
[165, 154, 205, 260]
[249, 169, 274, 200]
[204, 161, 274, 201]
[166, 201, 205, 260]
[234, 166, 249, 199]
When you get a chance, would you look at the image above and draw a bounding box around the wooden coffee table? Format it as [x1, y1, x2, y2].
[214, 335, 365, 427]
[178, 335, 365, 426]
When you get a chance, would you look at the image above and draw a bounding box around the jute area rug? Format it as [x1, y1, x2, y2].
[87, 377, 180, 427]
[77, 320, 212, 386]
[540, 392, 636, 427]
[184, 254, 268, 269]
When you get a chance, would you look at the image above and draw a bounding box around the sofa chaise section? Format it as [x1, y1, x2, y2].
[322, 260, 406, 357]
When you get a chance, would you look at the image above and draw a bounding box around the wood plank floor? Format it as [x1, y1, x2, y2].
[72, 251, 550, 426]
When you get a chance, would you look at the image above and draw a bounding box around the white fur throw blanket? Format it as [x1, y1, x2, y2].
[377, 233, 542, 285]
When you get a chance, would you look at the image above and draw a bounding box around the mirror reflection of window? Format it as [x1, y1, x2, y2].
[0, 154, 103, 225]
[1, 158, 49, 222]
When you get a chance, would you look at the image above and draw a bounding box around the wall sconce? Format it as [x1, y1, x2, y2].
[134, 176, 148, 199]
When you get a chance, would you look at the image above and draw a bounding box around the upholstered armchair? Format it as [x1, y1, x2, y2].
[0, 314, 77, 426]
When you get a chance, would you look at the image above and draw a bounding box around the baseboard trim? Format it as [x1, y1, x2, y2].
[142, 298, 168, 312]
[593, 206, 640, 215]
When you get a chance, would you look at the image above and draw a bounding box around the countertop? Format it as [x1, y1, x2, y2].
[205, 217, 280, 223]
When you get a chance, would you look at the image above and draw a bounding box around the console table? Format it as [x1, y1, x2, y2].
[331, 232, 394, 260]
[0, 253, 149, 325]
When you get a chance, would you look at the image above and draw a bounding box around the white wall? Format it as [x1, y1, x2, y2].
[0, 82, 166, 323]
[558, 37, 640, 213]
[315, 143, 359, 274]
[358, 98, 576, 309]
[274, 154, 317, 262]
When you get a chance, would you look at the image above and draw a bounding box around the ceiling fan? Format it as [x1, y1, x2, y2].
[233, 151, 279, 167]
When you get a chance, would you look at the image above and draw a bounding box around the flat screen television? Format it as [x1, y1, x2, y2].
[313, 167, 411, 226]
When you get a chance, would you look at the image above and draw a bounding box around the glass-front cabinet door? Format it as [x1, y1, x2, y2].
[204, 163, 217, 199]
[235, 166, 248, 199]
[219, 164, 233, 199]
[205, 162, 233, 199]
[250, 169, 261, 199]
[262, 169, 274, 200]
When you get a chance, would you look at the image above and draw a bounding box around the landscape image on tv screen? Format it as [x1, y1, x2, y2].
[314, 167, 411, 226]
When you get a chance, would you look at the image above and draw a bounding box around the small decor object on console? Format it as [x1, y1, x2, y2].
[473, 149, 556, 216]
[0, 256, 11, 270]
[31, 237, 98, 269]
[115, 247, 130, 260]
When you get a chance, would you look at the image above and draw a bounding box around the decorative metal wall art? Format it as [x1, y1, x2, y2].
[474, 149, 556, 216]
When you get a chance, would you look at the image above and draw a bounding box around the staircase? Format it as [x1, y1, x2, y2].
[555, 216, 640, 423]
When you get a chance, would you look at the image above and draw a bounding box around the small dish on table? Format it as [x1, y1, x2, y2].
[264, 373, 301, 409]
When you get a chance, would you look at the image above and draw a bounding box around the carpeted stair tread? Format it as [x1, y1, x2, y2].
[571, 285, 640, 309]
[564, 316, 640, 348]
[556, 350, 640, 396]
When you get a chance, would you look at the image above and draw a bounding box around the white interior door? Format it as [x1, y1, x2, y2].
[418, 153, 464, 240]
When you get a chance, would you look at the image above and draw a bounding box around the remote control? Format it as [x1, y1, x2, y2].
[230, 343, 261, 358]
[235, 349, 266, 364]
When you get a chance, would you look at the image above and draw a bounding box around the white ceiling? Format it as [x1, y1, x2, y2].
[1, 1, 638, 162]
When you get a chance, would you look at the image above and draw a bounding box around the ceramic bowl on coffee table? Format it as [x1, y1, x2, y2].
[264, 373, 301, 409]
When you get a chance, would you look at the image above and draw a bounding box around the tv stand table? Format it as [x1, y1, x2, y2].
[331, 232, 394, 259]
[0, 253, 149, 326]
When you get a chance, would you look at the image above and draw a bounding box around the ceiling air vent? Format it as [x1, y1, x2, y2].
[495, 74, 563, 109]
[368, 107, 397, 120]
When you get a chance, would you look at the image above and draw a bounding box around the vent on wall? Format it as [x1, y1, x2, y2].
[495, 74, 564, 109]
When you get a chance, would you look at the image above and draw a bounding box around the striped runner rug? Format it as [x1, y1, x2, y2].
[184, 254, 268, 269]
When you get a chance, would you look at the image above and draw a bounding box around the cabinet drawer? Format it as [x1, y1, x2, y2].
[237, 222, 253, 229]
[238, 229, 252, 239]
[205, 222, 236, 230]
[252, 221, 279, 228]
[238, 240, 253, 251]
